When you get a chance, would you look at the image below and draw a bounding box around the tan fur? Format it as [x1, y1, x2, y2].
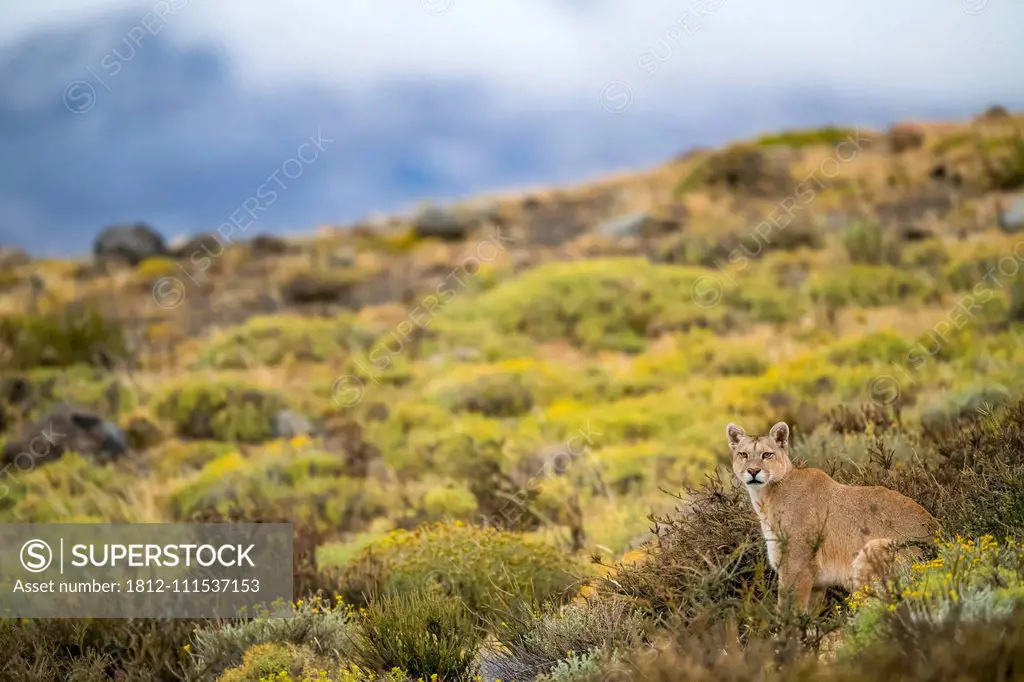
[726, 421, 939, 610]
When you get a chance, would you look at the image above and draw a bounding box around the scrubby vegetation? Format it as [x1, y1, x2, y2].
[0, 302, 127, 370]
[755, 126, 861, 149]
[155, 380, 287, 442]
[3, 112, 1024, 680]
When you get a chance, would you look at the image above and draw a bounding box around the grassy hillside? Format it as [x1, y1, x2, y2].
[2, 107, 1024, 680]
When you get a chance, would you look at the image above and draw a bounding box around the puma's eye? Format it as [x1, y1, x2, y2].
[763, 452, 774, 460]
[739, 451, 749, 459]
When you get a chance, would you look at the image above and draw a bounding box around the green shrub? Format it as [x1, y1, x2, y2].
[484, 600, 648, 682]
[121, 413, 165, 451]
[4, 367, 141, 420]
[348, 588, 483, 681]
[599, 475, 760, 617]
[842, 221, 902, 266]
[842, 399, 1024, 539]
[943, 249, 1003, 291]
[188, 597, 351, 680]
[819, 402, 900, 436]
[655, 232, 737, 267]
[978, 126, 1024, 191]
[900, 241, 949, 269]
[216, 642, 316, 681]
[725, 275, 805, 324]
[932, 130, 974, 155]
[537, 650, 605, 682]
[448, 259, 730, 353]
[354, 225, 422, 254]
[0, 452, 140, 523]
[808, 265, 939, 309]
[1009, 275, 1024, 322]
[0, 304, 127, 370]
[422, 485, 478, 521]
[826, 331, 912, 366]
[197, 314, 379, 369]
[434, 371, 534, 417]
[381, 410, 506, 480]
[599, 607, 1024, 682]
[755, 126, 861, 149]
[773, 219, 825, 252]
[919, 384, 1011, 435]
[843, 535, 1024, 656]
[155, 380, 285, 442]
[0, 617, 198, 681]
[593, 624, 820, 682]
[168, 450, 388, 529]
[721, 221, 823, 261]
[340, 523, 579, 621]
[711, 348, 768, 376]
[674, 145, 792, 197]
[420, 317, 538, 363]
[146, 439, 235, 478]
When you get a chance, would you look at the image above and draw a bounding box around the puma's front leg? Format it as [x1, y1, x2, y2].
[777, 555, 815, 612]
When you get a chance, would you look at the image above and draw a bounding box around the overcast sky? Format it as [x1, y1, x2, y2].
[1, 0, 1022, 256]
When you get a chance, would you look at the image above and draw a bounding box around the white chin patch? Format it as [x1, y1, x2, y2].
[746, 479, 764, 487]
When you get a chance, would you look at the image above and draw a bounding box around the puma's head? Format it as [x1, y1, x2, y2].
[726, 421, 793, 489]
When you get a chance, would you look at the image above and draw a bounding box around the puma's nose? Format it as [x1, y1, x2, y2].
[747, 467, 762, 477]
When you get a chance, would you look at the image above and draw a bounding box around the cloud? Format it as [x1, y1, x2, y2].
[5, 0, 1014, 105]
[0, 0, 1022, 255]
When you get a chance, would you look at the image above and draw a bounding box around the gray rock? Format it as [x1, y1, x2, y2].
[1, 405, 127, 468]
[998, 197, 1024, 233]
[412, 204, 474, 241]
[93, 222, 167, 266]
[272, 410, 314, 439]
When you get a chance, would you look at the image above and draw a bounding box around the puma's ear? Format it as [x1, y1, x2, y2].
[726, 423, 745, 448]
[769, 421, 790, 448]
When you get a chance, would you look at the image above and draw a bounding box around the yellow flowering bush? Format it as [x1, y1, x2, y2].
[340, 522, 580, 622]
[168, 449, 388, 529]
[133, 256, 178, 283]
[347, 589, 482, 681]
[445, 258, 734, 352]
[195, 314, 380, 369]
[843, 535, 1024, 654]
[189, 596, 352, 680]
[155, 379, 286, 442]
